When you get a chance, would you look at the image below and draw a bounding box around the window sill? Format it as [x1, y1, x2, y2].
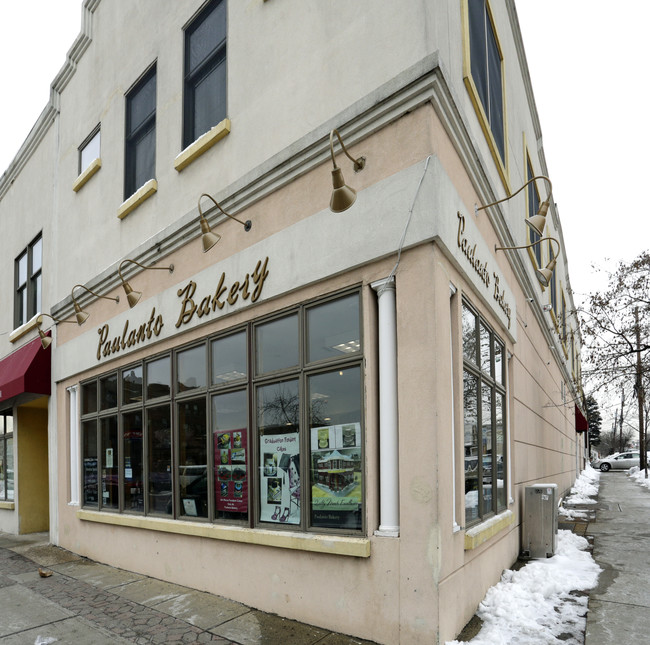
[174, 118, 231, 172]
[8, 314, 42, 344]
[118, 179, 158, 219]
[464, 509, 514, 550]
[0, 501, 15, 510]
[77, 509, 371, 558]
[72, 157, 101, 192]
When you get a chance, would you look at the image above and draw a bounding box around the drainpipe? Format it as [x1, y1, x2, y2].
[371, 277, 399, 536]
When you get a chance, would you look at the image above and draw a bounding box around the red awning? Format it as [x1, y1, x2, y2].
[575, 404, 588, 433]
[0, 335, 51, 405]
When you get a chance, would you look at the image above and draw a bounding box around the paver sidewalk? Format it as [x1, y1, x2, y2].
[0, 532, 375, 645]
[585, 471, 650, 643]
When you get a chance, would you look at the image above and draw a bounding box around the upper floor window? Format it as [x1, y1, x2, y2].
[183, 0, 227, 148]
[125, 65, 156, 199]
[526, 157, 542, 268]
[465, 0, 506, 173]
[79, 126, 101, 174]
[15, 234, 42, 328]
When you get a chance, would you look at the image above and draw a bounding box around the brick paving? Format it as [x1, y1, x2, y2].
[0, 547, 233, 644]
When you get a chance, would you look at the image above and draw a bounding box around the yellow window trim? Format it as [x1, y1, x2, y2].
[117, 178, 158, 220]
[461, 0, 510, 192]
[77, 509, 371, 558]
[72, 157, 102, 192]
[9, 313, 42, 344]
[0, 501, 15, 511]
[464, 509, 515, 550]
[174, 118, 231, 172]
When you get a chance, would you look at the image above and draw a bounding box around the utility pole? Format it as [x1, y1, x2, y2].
[635, 307, 647, 476]
[619, 389, 625, 452]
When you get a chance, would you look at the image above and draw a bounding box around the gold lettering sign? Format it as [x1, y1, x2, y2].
[175, 257, 269, 329]
[456, 212, 511, 329]
[95, 257, 270, 361]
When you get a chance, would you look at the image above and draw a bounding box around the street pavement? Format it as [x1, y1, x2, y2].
[0, 532, 376, 645]
[584, 470, 650, 643]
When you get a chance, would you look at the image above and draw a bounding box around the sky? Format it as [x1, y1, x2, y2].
[0, 1, 646, 428]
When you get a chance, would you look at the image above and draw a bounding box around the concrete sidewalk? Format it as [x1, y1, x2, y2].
[0, 532, 375, 645]
[584, 471, 650, 642]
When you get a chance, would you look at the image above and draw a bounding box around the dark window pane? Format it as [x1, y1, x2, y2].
[213, 390, 248, 520]
[211, 331, 247, 385]
[479, 322, 491, 375]
[309, 367, 362, 530]
[193, 58, 227, 139]
[307, 294, 360, 363]
[464, 370, 479, 525]
[178, 399, 208, 518]
[177, 345, 206, 393]
[147, 356, 170, 399]
[147, 405, 172, 516]
[99, 374, 117, 410]
[82, 420, 98, 507]
[82, 381, 98, 415]
[100, 416, 119, 510]
[128, 73, 156, 135]
[188, 0, 226, 73]
[255, 315, 299, 374]
[462, 305, 477, 364]
[486, 15, 504, 159]
[122, 365, 143, 404]
[5, 437, 13, 501]
[132, 126, 156, 190]
[257, 380, 300, 525]
[468, 0, 488, 111]
[481, 384, 493, 516]
[496, 393, 506, 510]
[123, 411, 143, 512]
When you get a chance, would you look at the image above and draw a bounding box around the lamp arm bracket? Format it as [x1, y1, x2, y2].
[72, 284, 119, 304]
[477, 175, 553, 212]
[495, 235, 561, 257]
[198, 193, 251, 231]
[37, 313, 76, 326]
[118, 258, 174, 282]
[329, 129, 365, 172]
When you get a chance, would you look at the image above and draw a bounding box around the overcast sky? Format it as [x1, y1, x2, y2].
[1, 1, 646, 426]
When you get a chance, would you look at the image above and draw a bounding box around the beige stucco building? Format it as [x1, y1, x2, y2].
[0, 1, 587, 642]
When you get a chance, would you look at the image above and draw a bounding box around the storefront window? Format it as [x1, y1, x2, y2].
[78, 290, 363, 536]
[308, 367, 362, 530]
[462, 300, 507, 526]
[257, 380, 300, 525]
[0, 413, 14, 502]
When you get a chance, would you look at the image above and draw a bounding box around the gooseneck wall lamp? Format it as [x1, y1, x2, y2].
[71, 284, 120, 325]
[118, 259, 175, 308]
[198, 193, 252, 253]
[495, 236, 561, 288]
[36, 313, 75, 349]
[329, 129, 366, 213]
[476, 175, 553, 237]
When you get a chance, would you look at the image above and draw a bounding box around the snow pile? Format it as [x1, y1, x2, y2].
[559, 464, 600, 521]
[447, 531, 601, 645]
[629, 466, 650, 490]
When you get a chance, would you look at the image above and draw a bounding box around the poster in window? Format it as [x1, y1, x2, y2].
[310, 423, 362, 529]
[259, 432, 300, 524]
[214, 429, 248, 513]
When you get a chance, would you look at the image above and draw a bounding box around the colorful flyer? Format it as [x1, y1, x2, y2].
[214, 429, 248, 513]
[259, 432, 300, 524]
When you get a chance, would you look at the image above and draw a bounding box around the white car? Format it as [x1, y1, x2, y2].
[591, 451, 647, 472]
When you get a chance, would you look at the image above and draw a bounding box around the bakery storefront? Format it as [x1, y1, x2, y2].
[52, 152, 519, 643]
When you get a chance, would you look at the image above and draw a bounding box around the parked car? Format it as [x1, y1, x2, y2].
[591, 451, 648, 471]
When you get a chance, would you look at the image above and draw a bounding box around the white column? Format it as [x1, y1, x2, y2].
[371, 277, 399, 537]
[68, 385, 80, 506]
[449, 283, 460, 532]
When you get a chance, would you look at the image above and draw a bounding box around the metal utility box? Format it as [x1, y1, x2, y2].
[521, 483, 558, 558]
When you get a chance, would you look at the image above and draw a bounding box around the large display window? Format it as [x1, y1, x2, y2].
[79, 289, 364, 535]
[0, 413, 14, 502]
[462, 300, 507, 526]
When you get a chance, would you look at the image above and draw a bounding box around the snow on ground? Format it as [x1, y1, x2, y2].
[559, 465, 600, 521]
[448, 467, 602, 645]
[629, 466, 650, 490]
